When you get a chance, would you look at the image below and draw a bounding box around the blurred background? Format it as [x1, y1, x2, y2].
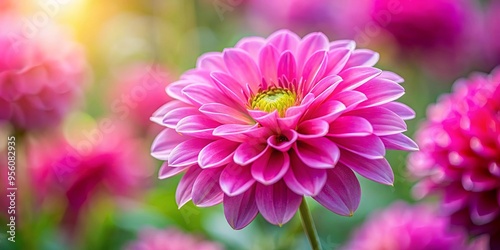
[0, 0, 498, 249]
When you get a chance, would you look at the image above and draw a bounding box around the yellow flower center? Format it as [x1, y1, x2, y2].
[250, 88, 296, 117]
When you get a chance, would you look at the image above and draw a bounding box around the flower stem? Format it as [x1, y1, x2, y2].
[299, 198, 322, 250]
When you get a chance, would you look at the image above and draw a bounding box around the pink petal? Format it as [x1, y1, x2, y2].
[199, 103, 253, 124]
[381, 102, 416, 120]
[329, 40, 356, 50]
[297, 119, 329, 139]
[182, 83, 229, 108]
[166, 80, 191, 103]
[344, 49, 379, 68]
[196, 52, 227, 72]
[333, 90, 367, 112]
[198, 139, 239, 168]
[234, 143, 268, 165]
[380, 71, 404, 83]
[277, 51, 297, 81]
[268, 129, 298, 152]
[325, 48, 351, 75]
[462, 170, 498, 192]
[307, 100, 346, 123]
[176, 115, 219, 139]
[182, 83, 233, 108]
[356, 78, 405, 108]
[251, 149, 290, 185]
[223, 187, 259, 230]
[442, 185, 469, 213]
[255, 180, 302, 226]
[339, 149, 394, 185]
[159, 163, 189, 179]
[176, 167, 203, 208]
[151, 128, 188, 161]
[151, 128, 191, 161]
[328, 116, 373, 137]
[348, 107, 407, 136]
[235, 37, 266, 60]
[259, 44, 279, 85]
[213, 123, 266, 142]
[267, 30, 301, 54]
[310, 75, 343, 106]
[470, 193, 499, 225]
[211, 72, 248, 105]
[380, 134, 419, 151]
[313, 164, 361, 216]
[297, 32, 329, 68]
[309, 75, 342, 100]
[284, 152, 327, 196]
[333, 135, 385, 159]
[162, 107, 199, 128]
[192, 168, 224, 207]
[294, 137, 340, 169]
[223, 48, 261, 93]
[301, 50, 328, 90]
[336, 66, 382, 92]
[220, 162, 255, 196]
[169, 138, 212, 167]
[151, 101, 187, 126]
[249, 110, 279, 130]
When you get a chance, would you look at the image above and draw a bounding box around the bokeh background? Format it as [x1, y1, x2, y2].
[0, 0, 498, 249]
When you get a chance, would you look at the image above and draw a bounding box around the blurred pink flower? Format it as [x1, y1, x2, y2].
[245, 0, 341, 36]
[151, 30, 417, 229]
[341, 0, 481, 79]
[341, 202, 484, 250]
[28, 122, 152, 232]
[108, 63, 172, 133]
[484, 1, 500, 71]
[0, 13, 87, 131]
[408, 68, 500, 248]
[125, 228, 223, 250]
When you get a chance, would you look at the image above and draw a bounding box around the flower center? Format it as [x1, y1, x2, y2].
[250, 87, 296, 117]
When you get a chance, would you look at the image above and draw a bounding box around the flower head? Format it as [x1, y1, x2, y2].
[408, 68, 500, 248]
[152, 30, 417, 229]
[28, 121, 151, 231]
[124, 227, 223, 250]
[341, 202, 482, 250]
[0, 13, 87, 131]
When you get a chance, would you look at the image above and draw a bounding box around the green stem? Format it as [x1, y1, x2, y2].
[299, 198, 322, 250]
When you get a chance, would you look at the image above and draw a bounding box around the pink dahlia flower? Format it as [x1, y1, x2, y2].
[108, 63, 172, 133]
[151, 30, 417, 229]
[0, 13, 87, 131]
[408, 68, 500, 248]
[125, 227, 223, 250]
[28, 122, 151, 232]
[341, 202, 483, 250]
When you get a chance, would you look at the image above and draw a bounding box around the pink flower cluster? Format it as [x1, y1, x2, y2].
[0, 13, 87, 131]
[409, 68, 500, 248]
[151, 30, 416, 229]
[342, 202, 485, 250]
